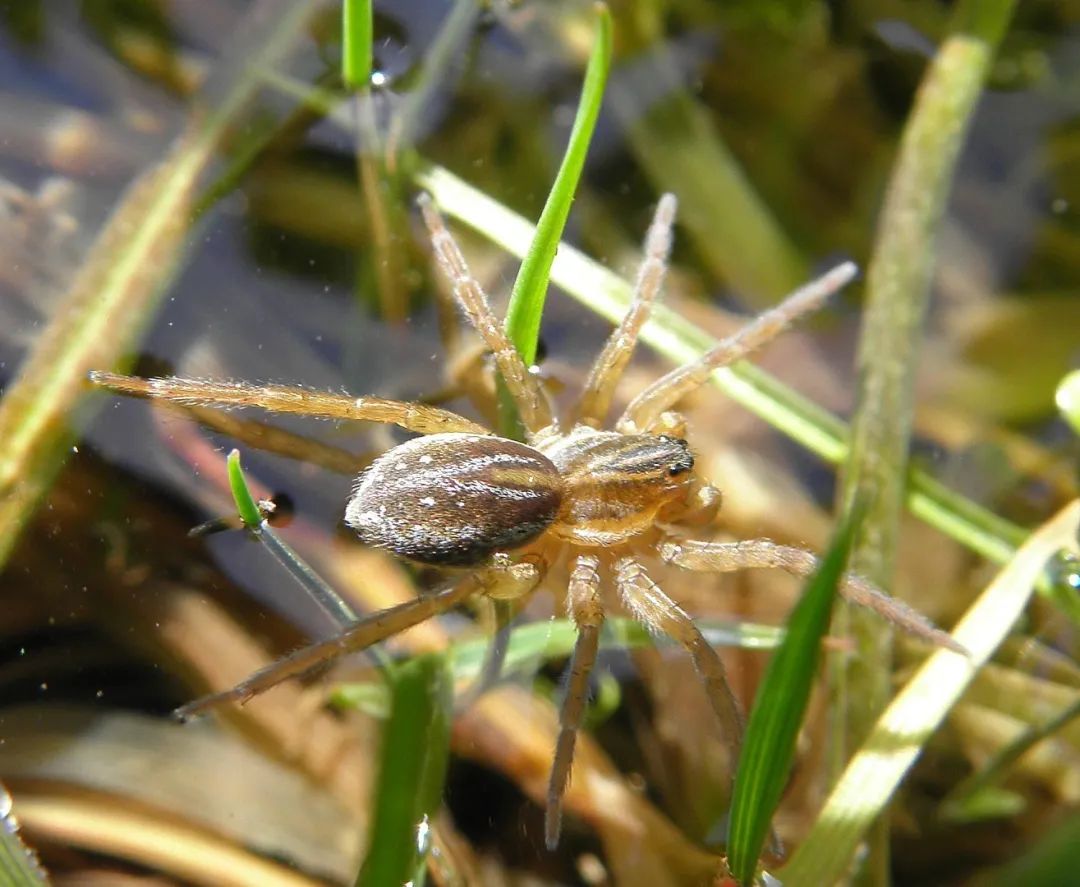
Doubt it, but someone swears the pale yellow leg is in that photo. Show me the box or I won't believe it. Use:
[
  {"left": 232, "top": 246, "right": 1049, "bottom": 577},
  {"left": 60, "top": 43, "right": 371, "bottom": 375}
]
[
  {"left": 659, "top": 537, "right": 963, "bottom": 652},
  {"left": 618, "top": 262, "right": 858, "bottom": 433},
  {"left": 546, "top": 554, "right": 604, "bottom": 849}
]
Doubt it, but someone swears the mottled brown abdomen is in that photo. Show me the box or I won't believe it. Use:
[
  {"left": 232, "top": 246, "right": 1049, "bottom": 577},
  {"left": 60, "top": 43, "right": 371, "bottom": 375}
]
[{"left": 344, "top": 433, "right": 563, "bottom": 566}]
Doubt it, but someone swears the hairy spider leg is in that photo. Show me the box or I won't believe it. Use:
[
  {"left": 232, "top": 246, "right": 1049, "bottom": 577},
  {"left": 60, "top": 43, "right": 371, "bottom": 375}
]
[
  {"left": 574, "top": 193, "right": 678, "bottom": 427},
  {"left": 659, "top": 537, "right": 965, "bottom": 653},
  {"left": 174, "top": 577, "right": 479, "bottom": 721},
  {"left": 617, "top": 262, "right": 859, "bottom": 434},
  {"left": 183, "top": 403, "right": 370, "bottom": 475},
  {"left": 418, "top": 194, "right": 556, "bottom": 437},
  {"left": 454, "top": 598, "right": 516, "bottom": 713},
  {"left": 614, "top": 555, "right": 746, "bottom": 754},
  {"left": 546, "top": 553, "right": 604, "bottom": 850},
  {"left": 88, "top": 372, "right": 489, "bottom": 437},
  {"left": 174, "top": 557, "right": 543, "bottom": 721}
]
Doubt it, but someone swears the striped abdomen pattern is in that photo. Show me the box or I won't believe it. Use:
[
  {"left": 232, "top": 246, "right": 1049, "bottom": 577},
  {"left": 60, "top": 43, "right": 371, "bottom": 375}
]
[{"left": 344, "top": 433, "right": 563, "bottom": 566}]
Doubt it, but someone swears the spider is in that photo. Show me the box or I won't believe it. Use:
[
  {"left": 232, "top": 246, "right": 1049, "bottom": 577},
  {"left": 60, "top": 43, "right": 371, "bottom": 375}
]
[{"left": 89, "top": 192, "right": 955, "bottom": 850}]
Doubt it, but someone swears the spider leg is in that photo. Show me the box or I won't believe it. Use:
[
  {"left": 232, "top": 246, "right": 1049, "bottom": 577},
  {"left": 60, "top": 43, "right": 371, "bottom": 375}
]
[
  {"left": 661, "top": 479, "right": 723, "bottom": 527},
  {"left": 458, "top": 555, "right": 547, "bottom": 708},
  {"left": 184, "top": 403, "right": 371, "bottom": 474},
  {"left": 457, "top": 598, "right": 515, "bottom": 710},
  {"left": 659, "top": 537, "right": 965, "bottom": 653},
  {"left": 175, "top": 555, "right": 545, "bottom": 722},
  {"left": 417, "top": 194, "right": 556, "bottom": 437},
  {"left": 617, "top": 262, "right": 858, "bottom": 434},
  {"left": 614, "top": 556, "right": 745, "bottom": 763},
  {"left": 574, "top": 194, "right": 677, "bottom": 426},
  {"left": 547, "top": 554, "right": 603, "bottom": 850},
  {"left": 173, "top": 574, "right": 483, "bottom": 721},
  {"left": 88, "top": 372, "right": 489, "bottom": 436}
]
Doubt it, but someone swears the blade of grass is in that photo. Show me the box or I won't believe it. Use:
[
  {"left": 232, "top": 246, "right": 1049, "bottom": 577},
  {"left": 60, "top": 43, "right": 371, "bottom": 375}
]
[
  {"left": 356, "top": 653, "right": 452, "bottom": 887},
  {"left": 345, "top": 0, "right": 411, "bottom": 324},
  {"left": 834, "top": 5, "right": 1018, "bottom": 875},
  {"left": 833, "top": 0, "right": 1019, "bottom": 851},
  {"left": 727, "top": 506, "right": 860, "bottom": 885},
  {"left": 226, "top": 450, "right": 358, "bottom": 629},
  {"left": 225, "top": 452, "right": 392, "bottom": 676},
  {"left": 226, "top": 449, "right": 264, "bottom": 530},
  {"left": 611, "top": 51, "right": 807, "bottom": 308},
  {"left": 342, "top": 0, "right": 373, "bottom": 90},
  {"left": 496, "top": 2, "right": 612, "bottom": 438},
  {"left": 0, "top": 783, "right": 48, "bottom": 887},
  {"left": 502, "top": 2, "right": 611, "bottom": 366},
  {"left": 940, "top": 693, "right": 1080, "bottom": 820},
  {"left": 1055, "top": 369, "right": 1080, "bottom": 437},
  {"left": 331, "top": 615, "right": 785, "bottom": 712},
  {"left": 778, "top": 498, "right": 1080, "bottom": 886},
  {"left": 0, "top": 0, "right": 309, "bottom": 571}
]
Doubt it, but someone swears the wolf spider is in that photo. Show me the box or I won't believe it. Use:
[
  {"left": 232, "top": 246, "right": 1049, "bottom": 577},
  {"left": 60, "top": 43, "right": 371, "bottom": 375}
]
[{"left": 90, "top": 192, "right": 955, "bottom": 849}]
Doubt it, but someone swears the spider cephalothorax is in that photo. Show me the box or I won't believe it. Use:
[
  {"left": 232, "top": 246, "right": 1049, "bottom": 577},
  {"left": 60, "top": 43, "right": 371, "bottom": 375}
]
[{"left": 89, "top": 192, "right": 955, "bottom": 849}]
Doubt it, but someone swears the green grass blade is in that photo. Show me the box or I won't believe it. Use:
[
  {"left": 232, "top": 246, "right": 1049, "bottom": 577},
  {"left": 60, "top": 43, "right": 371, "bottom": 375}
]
[
  {"left": 225, "top": 450, "right": 393, "bottom": 667},
  {"left": 331, "top": 616, "right": 784, "bottom": 713},
  {"left": 778, "top": 499, "right": 1080, "bottom": 886},
  {"left": 225, "top": 449, "right": 263, "bottom": 529},
  {"left": 502, "top": 3, "right": 612, "bottom": 366},
  {"left": 0, "top": 783, "right": 48, "bottom": 887},
  {"left": 1055, "top": 369, "right": 1080, "bottom": 436},
  {"left": 342, "top": 0, "right": 373, "bottom": 90},
  {"left": 834, "top": 6, "right": 1020, "bottom": 871},
  {"left": 940, "top": 693, "right": 1080, "bottom": 820},
  {"left": 356, "top": 653, "right": 453, "bottom": 887},
  {"left": 727, "top": 507, "right": 860, "bottom": 885},
  {"left": 449, "top": 615, "right": 783, "bottom": 681},
  {"left": 0, "top": 0, "right": 309, "bottom": 572},
  {"left": 497, "top": 3, "right": 611, "bottom": 437}
]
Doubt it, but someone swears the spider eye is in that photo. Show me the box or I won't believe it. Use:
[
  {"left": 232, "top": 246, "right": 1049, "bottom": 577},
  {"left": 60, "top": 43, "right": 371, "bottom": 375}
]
[
  {"left": 656, "top": 436, "right": 694, "bottom": 477},
  {"left": 667, "top": 453, "right": 694, "bottom": 476}
]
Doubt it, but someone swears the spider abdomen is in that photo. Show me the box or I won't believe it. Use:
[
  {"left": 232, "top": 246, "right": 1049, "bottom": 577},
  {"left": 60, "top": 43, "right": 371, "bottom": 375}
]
[{"left": 344, "top": 433, "right": 563, "bottom": 566}]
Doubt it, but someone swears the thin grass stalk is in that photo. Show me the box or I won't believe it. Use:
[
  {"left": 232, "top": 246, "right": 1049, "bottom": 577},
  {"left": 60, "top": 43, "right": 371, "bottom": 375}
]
[
  {"left": 727, "top": 507, "right": 859, "bottom": 884},
  {"left": 0, "top": 0, "right": 309, "bottom": 570},
  {"left": 502, "top": 2, "right": 612, "bottom": 367},
  {"left": 1055, "top": 369, "right": 1080, "bottom": 436},
  {"left": 780, "top": 499, "right": 1079, "bottom": 886},
  {"left": 225, "top": 450, "right": 364, "bottom": 631},
  {"left": 611, "top": 59, "right": 806, "bottom": 307},
  {"left": 0, "top": 782, "right": 48, "bottom": 887},
  {"left": 355, "top": 654, "right": 453, "bottom": 887},
  {"left": 496, "top": 2, "right": 612, "bottom": 438},
  {"left": 342, "top": 0, "right": 373, "bottom": 90},
  {"left": 343, "top": 0, "right": 411, "bottom": 324},
  {"left": 940, "top": 693, "right": 1080, "bottom": 818},
  {"left": 832, "top": 2, "right": 1018, "bottom": 879}
]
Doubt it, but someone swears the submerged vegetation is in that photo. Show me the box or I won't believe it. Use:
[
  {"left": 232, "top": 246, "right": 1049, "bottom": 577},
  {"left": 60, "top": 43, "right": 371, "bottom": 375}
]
[{"left": 0, "top": 1, "right": 1078, "bottom": 885}]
